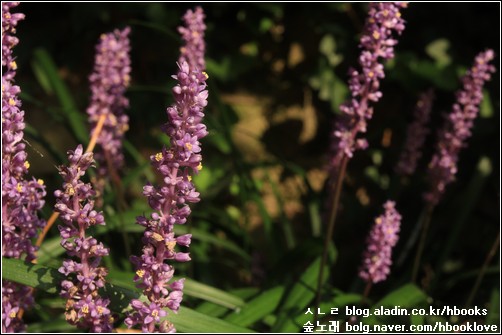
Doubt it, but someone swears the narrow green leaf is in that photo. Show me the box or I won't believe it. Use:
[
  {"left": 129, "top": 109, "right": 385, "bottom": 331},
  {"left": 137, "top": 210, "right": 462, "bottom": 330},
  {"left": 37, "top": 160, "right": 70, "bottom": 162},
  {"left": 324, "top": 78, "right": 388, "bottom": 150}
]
[
  {"left": 164, "top": 306, "right": 255, "bottom": 333},
  {"left": 33, "top": 48, "right": 88, "bottom": 144},
  {"left": 3, "top": 257, "right": 61, "bottom": 294},
  {"left": 3, "top": 257, "right": 138, "bottom": 313},
  {"left": 273, "top": 250, "right": 336, "bottom": 332},
  {"left": 107, "top": 270, "right": 245, "bottom": 310},
  {"left": 36, "top": 235, "right": 64, "bottom": 265},
  {"left": 486, "top": 288, "right": 499, "bottom": 326},
  {"left": 183, "top": 279, "right": 245, "bottom": 310},
  {"left": 225, "top": 285, "right": 285, "bottom": 327},
  {"left": 196, "top": 287, "right": 259, "bottom": 317}
]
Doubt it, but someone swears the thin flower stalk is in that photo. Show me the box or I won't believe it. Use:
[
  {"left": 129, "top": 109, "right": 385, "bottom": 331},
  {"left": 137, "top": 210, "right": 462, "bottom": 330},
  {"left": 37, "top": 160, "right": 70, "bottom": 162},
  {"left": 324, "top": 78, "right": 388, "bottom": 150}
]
[
  {"left": 2, "top": 2, "right": 46, "bottom": 332},
  {"left": 413, "top": 49, "right": 496, "bottom": 282},
  {"left": 315, "top": 2, "right": 407, "bottom": 321},
  {"left": 328, "top": 2, "right": 408, "bottom": 174}
]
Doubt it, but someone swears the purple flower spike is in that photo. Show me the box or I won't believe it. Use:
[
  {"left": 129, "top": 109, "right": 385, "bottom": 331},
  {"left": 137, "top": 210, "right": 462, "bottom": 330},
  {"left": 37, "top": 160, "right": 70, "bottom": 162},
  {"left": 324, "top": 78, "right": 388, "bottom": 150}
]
[
  {"left": 359, "top": 201, "right": 402, "bottom": 284},
  {"left": 424, "top": 50, "right": 496, "bottom": 206},
  {"left": 125, "top": 60, "right": 208, "bottom": 332},
  {"left": 86, "top": 27, "right": 131, "bottom": 198},
  {"left": 178, "top": 6, "right": 206, "bottom": 71},
  {"left": 2, "top": 3, "right": 46, "bottom": 332},
  {"left": 395, "top": 89, "right": 434, "bottom": 176},
  {"left": 54, "top": 145, "right": 113, "bottom": 332},
  {"left": 329, "top": 2, "right": 407, "bottom": 174}
]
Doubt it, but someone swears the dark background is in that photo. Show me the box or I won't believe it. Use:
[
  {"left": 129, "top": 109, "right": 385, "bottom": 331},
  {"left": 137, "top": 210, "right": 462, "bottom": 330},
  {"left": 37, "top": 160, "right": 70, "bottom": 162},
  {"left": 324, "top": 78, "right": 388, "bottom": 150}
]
[{"left": 10, "top": 2, "right": 500, "bottom": 329}]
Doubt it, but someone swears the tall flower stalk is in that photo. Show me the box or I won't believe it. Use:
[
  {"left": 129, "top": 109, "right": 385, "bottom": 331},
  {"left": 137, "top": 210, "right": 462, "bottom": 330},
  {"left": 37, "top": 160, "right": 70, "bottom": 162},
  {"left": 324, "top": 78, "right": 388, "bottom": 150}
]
[
  {"left": 2, "top": 2, "right": 46, "bottom": 332},
  {"left": 125, "top": 8, "right": 208, "bottom": 332},
  {"left": 412, "top": 49, "right": 495, "bottom": 282},
  {"left": 359, "top": 201, "right": 401, "bottom": 297},
  {"left": 54, "top": 145, "right": 113, "bottom": 332},
  {"left": 86, "top": 27, "right": 131, "bottom": 201},
  {"left": 125, "top": 61, "right": 208, "bottom": 333},
  {"left": 315, "top": 2, "right": 407, "bottom": 319},
  {"left": 395, "top": 89, "right": 434, "bottom": 176}
]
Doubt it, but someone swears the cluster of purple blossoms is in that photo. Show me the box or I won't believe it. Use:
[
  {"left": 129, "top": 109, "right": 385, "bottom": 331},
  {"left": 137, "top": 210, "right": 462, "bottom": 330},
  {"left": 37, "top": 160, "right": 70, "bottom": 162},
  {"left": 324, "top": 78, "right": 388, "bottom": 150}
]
[
  {"left": 54, "top": 145, "right": 113, "bottom": 332},
  {"left": 359, "top": 201, "right": 402, "bottom": 284},
  {"left": 125, "top": 8, "right": 208, "bottom": 332},
  {"left": 2, "top": 2, "right": 46, "bottom": 332},
  {"left": 424, "top": 50, "right": 495, "bottom": 206},
  {"left": 329, "top": 2, "right": 407, "bottom": 173},
  {"left": 178, "top": 6, "right": 206, "bottom": 71},
  {"left": 395, "top": 89, "right": 434, "bottom": 176},
  {"left": 86, "top": 27, "right": 131, "bottom": 197},
  {"left": 125, "top": 63, "right": 208, "bottom": 333}
]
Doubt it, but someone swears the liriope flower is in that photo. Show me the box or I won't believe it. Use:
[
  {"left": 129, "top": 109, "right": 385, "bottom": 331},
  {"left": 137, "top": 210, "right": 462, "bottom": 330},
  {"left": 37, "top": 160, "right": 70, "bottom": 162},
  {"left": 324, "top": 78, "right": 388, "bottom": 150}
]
[
  {"left": 424, "top": 50, "right": 495, "bottom": 206},
  {"left": 125, "top": 62, "right": 208, "bottom": 333},
  {"left": 125, "top": 8, "right": 207, "bottom": 331},
  {"left": 86, "top": 27, "right": 131, "bottom": 199},
  {"left": 329, "top": 2, "right": 407, "bottom": 174},
  {"left": 2, "top": 2, "right": 46, "bottom": 332},
  {"left": 178, "top": 6, "right": 206, "bottom": 71},
  {"left": 395, "top": 89, "right": 434, "bottom": 176},
  {"left": 54, "top": 145, "right": 113, "bottom": 332},
  {"left": 359, "top": 201, "right": 402, "bottom": 283}
]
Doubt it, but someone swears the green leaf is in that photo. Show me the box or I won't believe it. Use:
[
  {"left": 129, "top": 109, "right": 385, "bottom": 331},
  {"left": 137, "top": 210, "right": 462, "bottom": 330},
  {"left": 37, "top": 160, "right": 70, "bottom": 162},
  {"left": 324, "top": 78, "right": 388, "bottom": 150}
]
[
  {"left": 32, "top": 48, "right": 88, "bottom": 144},
  {"left": 107, "top": 270, "right": 245, "bottom": 310},
  {"left": 486, "top": 288, "right": 500, "bottom": 326},
  {"left": 374, "top": 284, "right": 427, "bottom": 308},
  {"left": 3, "top": 258, "right": 253, "bottom": 333},
  {"left": 364, "top": 284, "right": 428, "bottom": 325},
  {"left": 273, "top": 250, "right": 336, "bottom": 332},
  {"left": 3, "top": 257, "right": 61, "bottom": 294},
  {"left": 225, "top": 285, "right": 285, "bottom": 327},
  {"left": 36, "top": 235, "right": 64, "bottom": 265},
  {"left": 197, "top": 288, "right": 259, "bottom": 318},
  {"left": 3, "top": 257, "right": 137, "bottom": 313},
  {"left": 164, "top": 306, "right": 255, "bottom": 333},
  {"left": 183, "top": 278, "right": 245, "bottom": 310}
]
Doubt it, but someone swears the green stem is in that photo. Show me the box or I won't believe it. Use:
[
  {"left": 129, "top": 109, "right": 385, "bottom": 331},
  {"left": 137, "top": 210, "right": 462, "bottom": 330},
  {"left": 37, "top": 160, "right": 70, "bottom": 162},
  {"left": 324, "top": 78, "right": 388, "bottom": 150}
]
[
  {"left": 411, "top": 204, "right": 434, "bottom": 283},
  {"left": 465, "top": 232, "right": 500, "bottom": 307},
  {"left": 314, "top": 155, "right": 349, "bottom": 323}
]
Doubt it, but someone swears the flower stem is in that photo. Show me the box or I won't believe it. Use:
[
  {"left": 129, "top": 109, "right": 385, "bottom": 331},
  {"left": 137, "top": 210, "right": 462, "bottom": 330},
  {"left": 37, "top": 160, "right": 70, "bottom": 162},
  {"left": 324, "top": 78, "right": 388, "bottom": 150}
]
[
  {"left": 86, "top": 114, "right": 107, "bottom": 154},
  {"left": 411, "top": 204, "right": 434, "bottom": 283},
  {"left": 34, "top": 114, "right": 107, "bottom": 252},
  {"left": 362, "top": 281, "right": 373, "bottom": 304},
  {"left": 314, "top": 154, "right": 349, "bottom": 323},
  {"left": 465, "top": 232, "right": 500, "bottom": 307}
]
